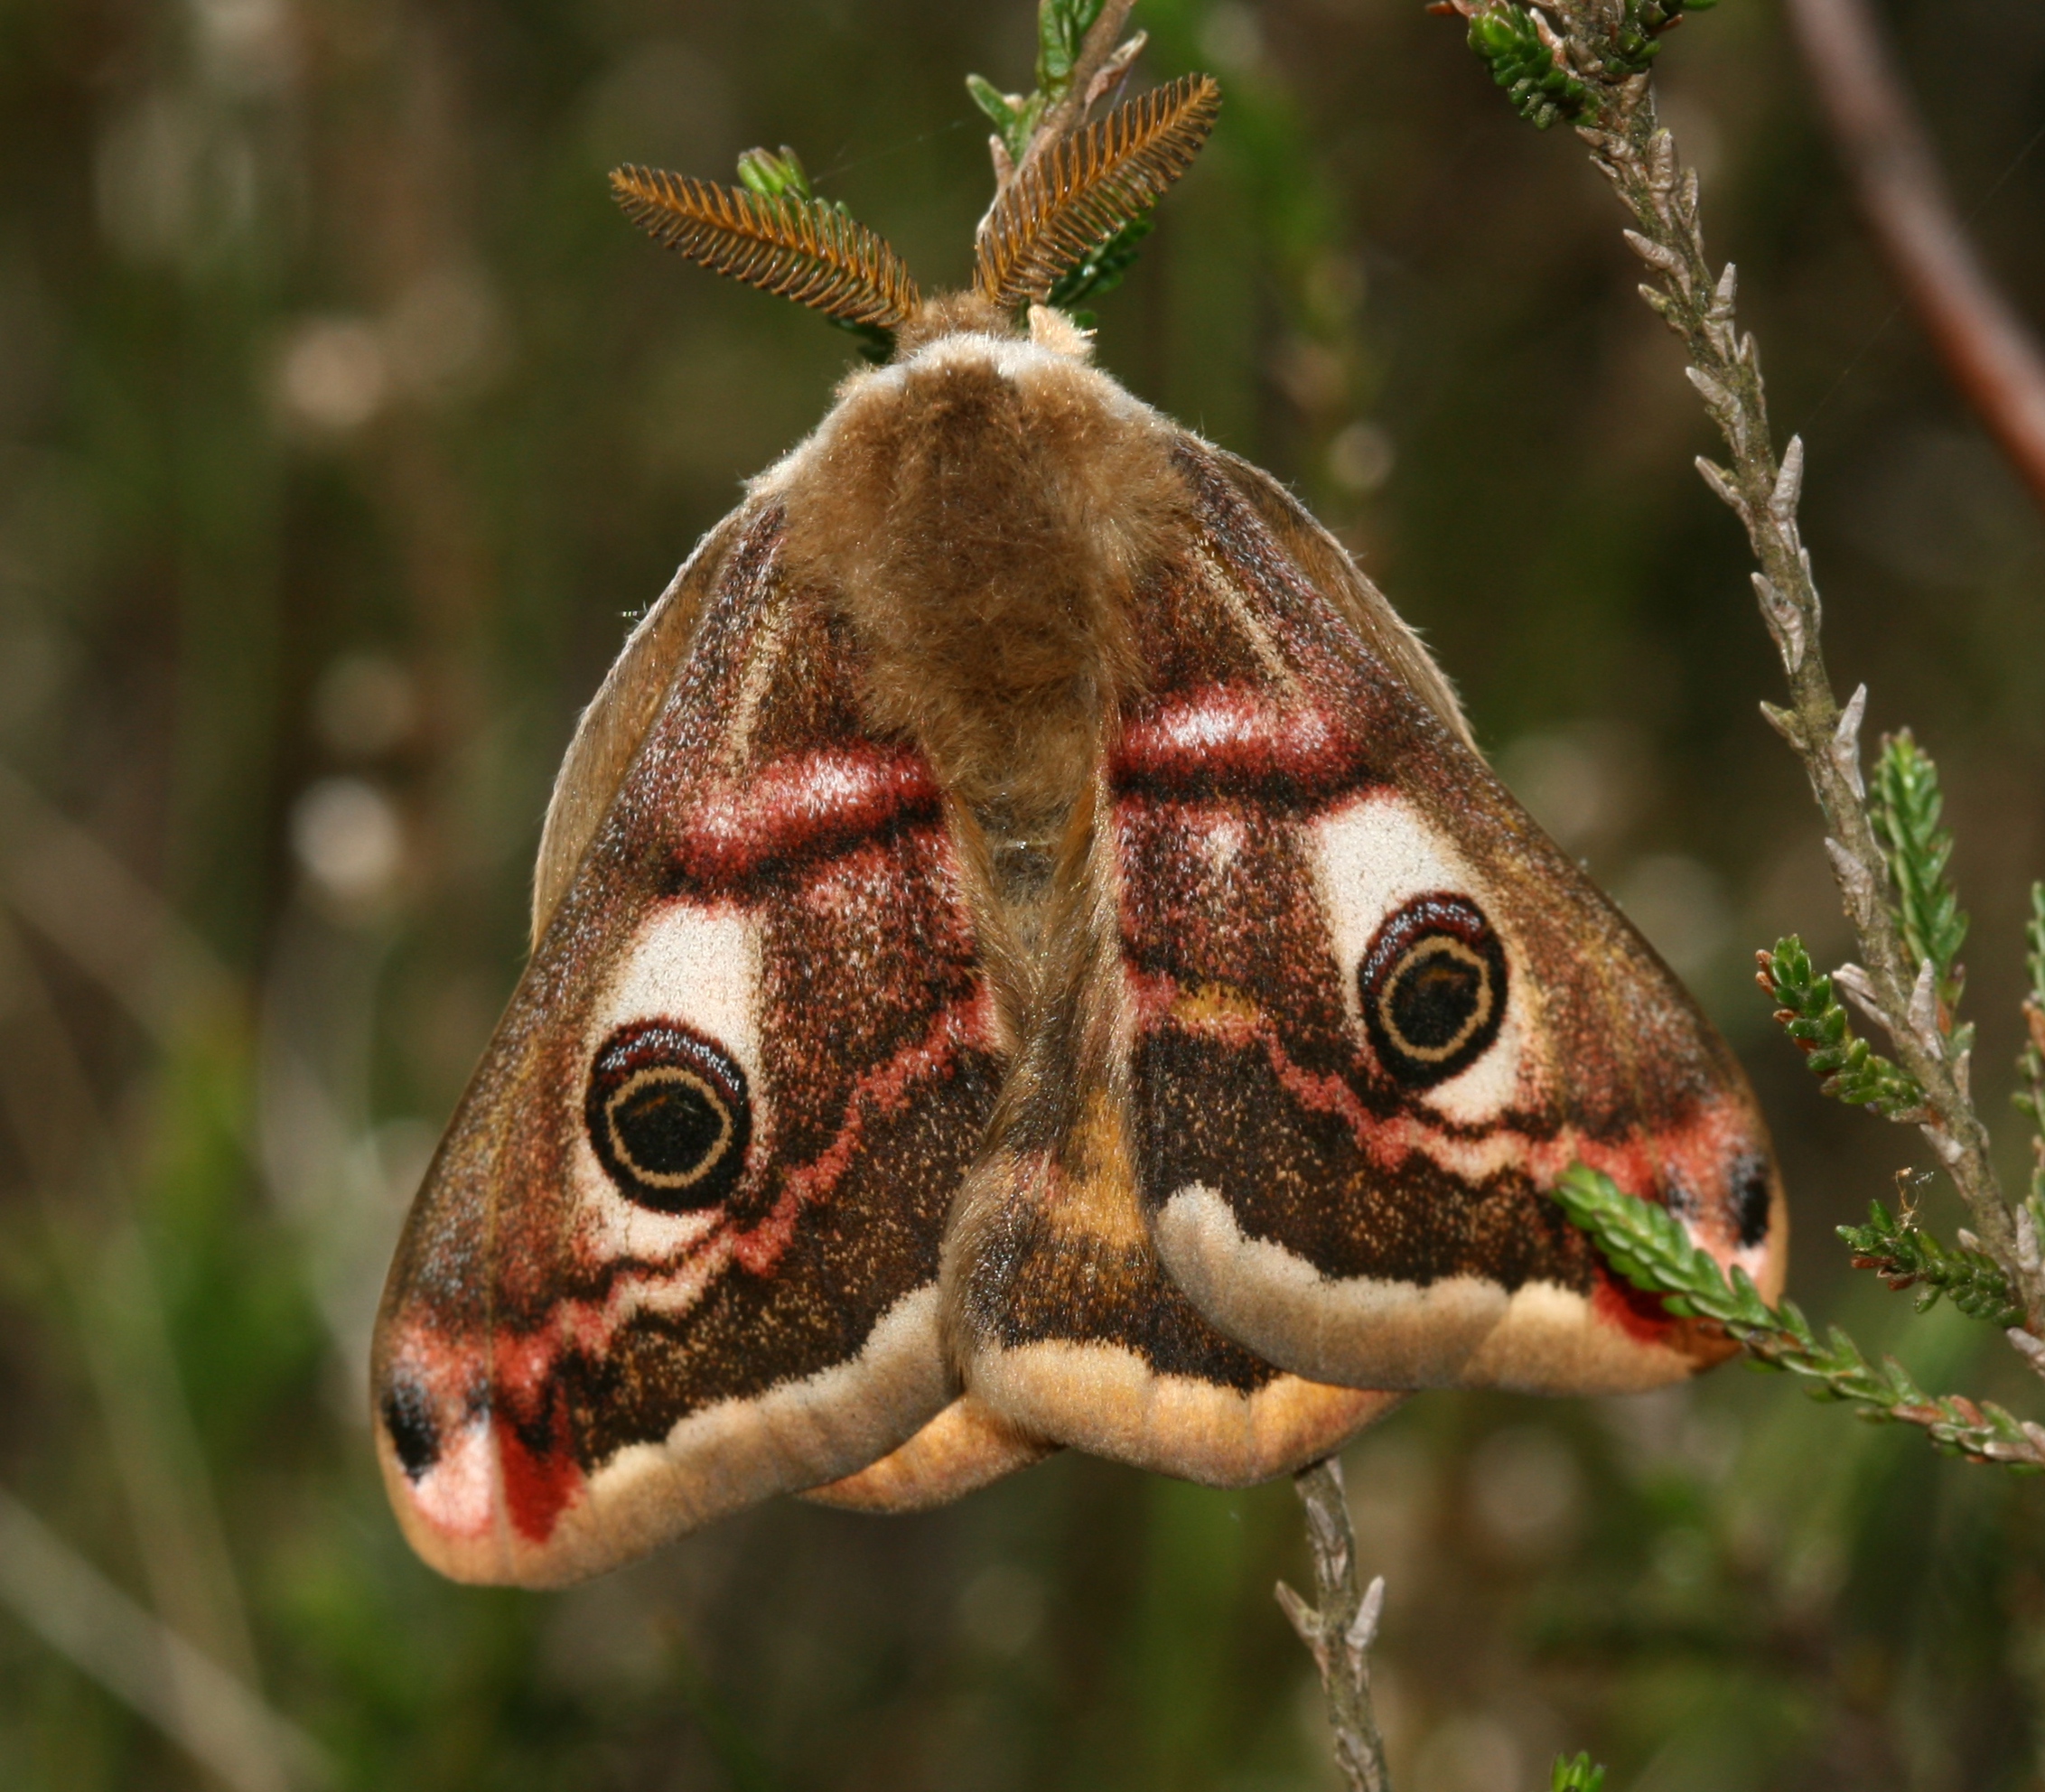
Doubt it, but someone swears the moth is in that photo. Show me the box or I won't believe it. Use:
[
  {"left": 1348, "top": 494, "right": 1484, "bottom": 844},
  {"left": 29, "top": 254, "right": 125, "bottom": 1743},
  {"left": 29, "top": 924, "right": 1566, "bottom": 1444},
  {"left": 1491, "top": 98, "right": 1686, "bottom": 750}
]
[{"left": 372, "top": 66, "right": 1785, "bottom": 1587}]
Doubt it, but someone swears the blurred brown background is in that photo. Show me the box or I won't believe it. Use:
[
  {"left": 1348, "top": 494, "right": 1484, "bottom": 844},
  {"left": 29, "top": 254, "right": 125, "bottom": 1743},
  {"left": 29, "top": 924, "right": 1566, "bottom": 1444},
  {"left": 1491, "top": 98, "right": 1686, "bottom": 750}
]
[{"left": 2, "top": 1, "right": 2043, "bottom": 1787}]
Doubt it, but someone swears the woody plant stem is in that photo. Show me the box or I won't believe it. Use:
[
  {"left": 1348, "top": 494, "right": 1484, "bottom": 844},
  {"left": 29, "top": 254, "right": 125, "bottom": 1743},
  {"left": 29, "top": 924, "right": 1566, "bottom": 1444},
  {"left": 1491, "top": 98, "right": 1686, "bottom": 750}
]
[
  {"left": 1276, "top": 1460, "right": 1390, "bottom": 1792},
  {"left": 1505, "top": 0, "right": 2037, "bottom": 1324}
]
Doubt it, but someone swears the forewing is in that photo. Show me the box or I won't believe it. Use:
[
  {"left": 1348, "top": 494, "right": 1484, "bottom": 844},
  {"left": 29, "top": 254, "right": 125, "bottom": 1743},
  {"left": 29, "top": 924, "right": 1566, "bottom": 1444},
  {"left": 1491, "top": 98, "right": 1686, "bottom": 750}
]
[
  {"left": 530, "top": 508, "right": 749, "bottom": 943},
  {"left": 1124, "top": 441, "right": 1785, "bottom": 1395},
  {"left": 373, "top": 508, "right": 1004, "bottom": 1585}
]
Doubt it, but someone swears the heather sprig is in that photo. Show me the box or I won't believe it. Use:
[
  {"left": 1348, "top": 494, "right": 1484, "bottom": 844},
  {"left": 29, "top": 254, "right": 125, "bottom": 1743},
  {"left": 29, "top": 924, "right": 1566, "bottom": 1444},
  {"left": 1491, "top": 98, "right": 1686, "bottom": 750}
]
[
  {"left": 1551, "top": 1753, "right": 1607, "bottom": 1792},
  {"left": 1553, "top": 1167, "right": 2045, "bottom": 1469},
  {"left": 2019, "top": 882, "right": 2045, "bottom": 1212},
  {"left": 1837, "top": 1198, "right": 2023, "bottom": 1327},
  {"left": 1757, "top": 937, "right": 1926, "bottom": 1118},
  {"left": 1870, "top": 729, "right": 1971, "bottom": 1043}
]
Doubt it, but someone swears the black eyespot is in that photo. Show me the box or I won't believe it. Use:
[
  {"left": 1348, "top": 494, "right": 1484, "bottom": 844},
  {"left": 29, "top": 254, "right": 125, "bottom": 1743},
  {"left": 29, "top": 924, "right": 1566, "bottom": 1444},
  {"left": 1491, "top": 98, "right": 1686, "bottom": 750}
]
[
  {"left": 381, "top": 1378, "right": 440, "bottom": 1481},
  {"left": 1358, "top": 893, "right": 1508, "bottom": 1089},
  {"left": 1732, "top": 1153, "right": 1774, "bottom": 1248},
  {"left": 584, "top": 1021, "right": 751, "bottom": 1212}
]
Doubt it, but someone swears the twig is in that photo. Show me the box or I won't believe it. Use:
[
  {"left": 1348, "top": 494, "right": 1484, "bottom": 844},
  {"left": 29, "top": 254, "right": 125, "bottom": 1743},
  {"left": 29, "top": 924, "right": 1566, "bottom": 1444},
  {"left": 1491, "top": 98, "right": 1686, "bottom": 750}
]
[
  {"left": 1275, "top": 1459, "right": 1391, "bottom": 1792},
  {"left": 1017, "top": 0, "right": 1140, "bottom": 181},
  {"left": 1556, "top": 1164, "right": 2045, "bottom": 1469},
  {"left": 1784, "top": 0, "right": 2045, "bottom": 514},
  {"left": 1504, "top": 1, "right": 2033, "bottom": 1317},
  {"left": 980, "top": 0, "right": 1145, "bottom": 200}
]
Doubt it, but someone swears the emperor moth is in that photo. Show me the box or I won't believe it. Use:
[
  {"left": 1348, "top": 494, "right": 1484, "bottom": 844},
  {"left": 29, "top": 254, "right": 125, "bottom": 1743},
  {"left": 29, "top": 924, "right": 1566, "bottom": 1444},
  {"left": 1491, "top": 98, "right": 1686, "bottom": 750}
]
[{"left": 371, "top": 61, "right": 1785, "bottom": 1588}]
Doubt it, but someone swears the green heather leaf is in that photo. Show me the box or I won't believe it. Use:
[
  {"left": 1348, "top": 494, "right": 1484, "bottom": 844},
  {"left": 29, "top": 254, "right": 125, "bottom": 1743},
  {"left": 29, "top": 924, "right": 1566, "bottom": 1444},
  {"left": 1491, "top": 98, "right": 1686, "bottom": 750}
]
[
  {"left": 1870, "top": 731, "right": 1969, "bottom": 1022},
  {"left": 968, "top": 74, "right": 1021, "bottom": 137},
  {"left": 1552, "top": 1752, "right": 1607, "bottom": 1792},
  {"left": 735, "top": 145, "right": 813, "bottom": 202},
  {"left": 1760, "top": 936, "right": 1925, "bottom": 1116},
  {"left": 1037, "top": 0, "right": 1107, "bottom": 100},
  {"left": 967, "top": 74, "right": 1046, "bottom": 165}
]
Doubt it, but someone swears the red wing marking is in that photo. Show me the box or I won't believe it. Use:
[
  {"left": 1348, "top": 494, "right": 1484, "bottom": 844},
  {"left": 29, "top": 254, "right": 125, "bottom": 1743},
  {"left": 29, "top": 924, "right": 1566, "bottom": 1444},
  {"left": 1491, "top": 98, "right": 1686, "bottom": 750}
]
[
  {"left": 731, "top": 982, "right": 999, "bottom": 1276},
  {"left": 674, "top": 748, "right": 941, "bottom": 883},
  {"left": 494, "top": 1374, "right": 582, "bottom": 1545},
  {"left": 1109, "top": 686, "right": 1371, "bottom": 800}
]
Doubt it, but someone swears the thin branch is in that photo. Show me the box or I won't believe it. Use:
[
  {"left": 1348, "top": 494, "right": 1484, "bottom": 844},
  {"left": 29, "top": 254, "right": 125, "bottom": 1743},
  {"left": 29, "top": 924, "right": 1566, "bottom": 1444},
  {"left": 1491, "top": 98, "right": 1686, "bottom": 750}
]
[
  {"left": 1275, "top": 1460, "right": 1391, "bottom": 1792},
  {"left": 1785, "top": 0, "right": 2045, "bottom": 514}
]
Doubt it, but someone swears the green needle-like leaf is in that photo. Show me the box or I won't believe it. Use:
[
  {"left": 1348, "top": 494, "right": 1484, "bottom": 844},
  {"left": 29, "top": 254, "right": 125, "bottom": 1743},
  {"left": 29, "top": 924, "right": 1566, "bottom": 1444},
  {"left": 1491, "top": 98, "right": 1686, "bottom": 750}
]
[
  {"left": 1758, "top": 936, "right": 1925, "bottom": 1117},
  {"left": 1551, "top": 1753, "right": 1607, "bottom": 1792},
  {"left": 1871, "top": 730, "right": 1969, "bottom": 1032},
  {"left": 1038, "top": 0, "right": 1108, "bottom": 100}
]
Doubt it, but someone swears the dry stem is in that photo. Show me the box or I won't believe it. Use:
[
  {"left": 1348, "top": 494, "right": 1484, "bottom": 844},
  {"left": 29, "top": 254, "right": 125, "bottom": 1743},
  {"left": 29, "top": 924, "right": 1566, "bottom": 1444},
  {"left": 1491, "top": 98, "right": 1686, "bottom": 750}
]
[
  {"left": 1536, "top": 5, "right": 2034, "bottom": 1321},
  {"left": 1276, "top": 1459, "right": 1390, "bottom": 1792}
]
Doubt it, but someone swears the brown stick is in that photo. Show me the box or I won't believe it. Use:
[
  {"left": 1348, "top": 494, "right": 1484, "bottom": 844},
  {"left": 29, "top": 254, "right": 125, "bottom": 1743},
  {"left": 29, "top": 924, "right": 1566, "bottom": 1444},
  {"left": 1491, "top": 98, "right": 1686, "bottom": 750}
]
[
  {"left": 1786, "top": 0, "right": 2045, "bottom": 513},
  {"left": 1275, "top": 1459, "right": 1391, "bottom": 1792}
]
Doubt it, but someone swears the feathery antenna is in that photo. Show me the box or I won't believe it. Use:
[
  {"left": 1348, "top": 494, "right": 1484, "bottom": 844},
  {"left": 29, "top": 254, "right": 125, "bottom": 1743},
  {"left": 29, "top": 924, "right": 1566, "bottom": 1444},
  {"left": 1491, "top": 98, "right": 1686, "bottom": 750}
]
[
  {"left": 974, "top": 73, "right": 1220, "bottom": 312},
  {"left": 610, "top": 167, "right": 920, "bottom": 329}
]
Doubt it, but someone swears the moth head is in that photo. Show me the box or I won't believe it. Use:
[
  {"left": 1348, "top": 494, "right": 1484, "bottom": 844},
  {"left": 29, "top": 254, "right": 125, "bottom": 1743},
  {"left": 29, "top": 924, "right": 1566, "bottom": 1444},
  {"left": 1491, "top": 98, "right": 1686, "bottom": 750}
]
[{"left": 607, "top": 73, "right": 1220, "bottom": 361}]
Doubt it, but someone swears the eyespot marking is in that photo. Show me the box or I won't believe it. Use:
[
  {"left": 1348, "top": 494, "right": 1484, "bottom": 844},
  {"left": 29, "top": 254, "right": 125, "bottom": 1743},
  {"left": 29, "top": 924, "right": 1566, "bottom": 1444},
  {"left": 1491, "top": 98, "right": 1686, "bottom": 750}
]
[
  {"left": 1732, "top": 1153, "right": 1773, "bottom": 1248},
  {"left": 1358, "top": 893, "right": 1508, "bottom": 1089},
  {"left": 585, "top": 1021, "right": 752, "bottom": 1211},
  {"left": 382, "top": 1377, "right": 442, "bottom": 1481}
]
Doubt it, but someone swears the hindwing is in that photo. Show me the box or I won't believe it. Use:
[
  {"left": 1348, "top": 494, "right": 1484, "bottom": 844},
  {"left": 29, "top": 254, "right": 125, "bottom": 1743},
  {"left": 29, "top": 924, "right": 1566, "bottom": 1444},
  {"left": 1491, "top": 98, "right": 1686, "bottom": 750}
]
[{"left": 942, "top": 775, "right": 1399, "bottom": 1486}]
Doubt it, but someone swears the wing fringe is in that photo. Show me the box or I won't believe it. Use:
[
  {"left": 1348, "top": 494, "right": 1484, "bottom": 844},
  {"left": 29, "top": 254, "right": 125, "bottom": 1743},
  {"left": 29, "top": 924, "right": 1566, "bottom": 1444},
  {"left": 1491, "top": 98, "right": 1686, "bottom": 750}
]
[
  {"left": 610, "top": 168, "right": 921, "bottom": 328},
  {"left": 974, "top": 75, "right": 1221, "bottom": 312}
]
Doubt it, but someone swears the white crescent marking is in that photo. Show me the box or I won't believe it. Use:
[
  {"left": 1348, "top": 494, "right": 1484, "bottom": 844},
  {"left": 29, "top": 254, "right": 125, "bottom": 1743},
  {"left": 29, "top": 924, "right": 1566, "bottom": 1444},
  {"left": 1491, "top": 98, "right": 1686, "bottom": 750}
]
[{"left": 1304, "top": 789, "right": 1536, "bottom": 1125}]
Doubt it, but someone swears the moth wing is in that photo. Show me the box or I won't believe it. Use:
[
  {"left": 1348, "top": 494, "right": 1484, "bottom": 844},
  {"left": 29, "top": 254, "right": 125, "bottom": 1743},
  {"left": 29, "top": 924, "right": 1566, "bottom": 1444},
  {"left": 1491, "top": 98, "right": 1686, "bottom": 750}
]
[
  {"left": 373, "top": 506, "right": 1005, "bottom": 1586},
  {"left": 943, "top": 789, "right": 1401, "bottom": 1488},
  {"left": 1206, "top": 448, "right": 1473, "bottom": 750},
  {"left": 531, "top": 508, "right": 751, "bottom": 943},
  {"left": 798, "top": 1395, "right": 1056, "bottom": 1514},
  {"left": 1120, "top": 440, "right": 1785, "bottom": 1395}
]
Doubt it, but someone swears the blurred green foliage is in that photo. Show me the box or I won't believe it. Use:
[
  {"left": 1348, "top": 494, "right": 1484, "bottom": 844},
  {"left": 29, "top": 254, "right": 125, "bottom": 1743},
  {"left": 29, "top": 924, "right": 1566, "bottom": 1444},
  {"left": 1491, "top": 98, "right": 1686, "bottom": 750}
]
[{"left": 1, "top": 1, "right": 2044, "bottom": 1788}]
